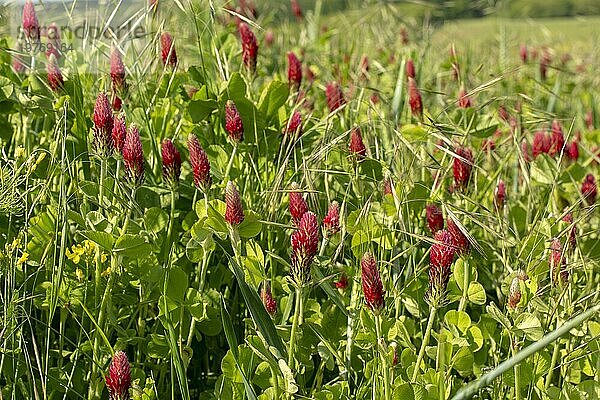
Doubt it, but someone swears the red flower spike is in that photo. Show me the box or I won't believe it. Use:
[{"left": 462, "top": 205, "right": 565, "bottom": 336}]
[
  {"left": 452, "top": 147, "right": 473, "bottom": 191},
  {"left": 323, "top": 201, "right": 340, "bottom": 237},
  {"left": 45, "top": 23, "right": 61, "bottom": 59},
  {"left": 123, "top": 125, "right": 145, "bottom": 186},
  {"left": 93, "top": 92, "right": 115, "bottom": 157},
  {"left": 160, "top": 32, "right": 177, "bottom": 67},
  {"left": 22, "top": 0, "right": 39, "bottom": 40},
  {"left": 361, "top": 252, "right": 385, "bottom": 313},
  {"left": 112, "top": 115, "right": 127, "bottom": 154},
  {"left": 238, "top": 22, "right": 258, "bottom": 72},
  {"left": 260, "top": 283, "right": 277, "bottom": 317},
  {"left": 47, "top": 54, "right": 64, "bottom": 92},
  {"left": 408, "top": 77, "right": 423, "bottom": 119},
  {"left": 335, "top": 273, "right": 348, "bottom": 290},
  {"left": 532, "top": 131, "right": 549, "bottom": 158},
  {"left": 325, "top": 82, "right": 346, "bottom": 112},
  {"left": 458, "top": 89, "right": 472, "bottom": 108},
  {"left": 540, "top": 50, "right": 551, "bottom": 81},
  {"left": 161, "top": 139, "right": 181, "bottom": 186},
  {"left": 289, "top": 182, "right": 309, "bottom": 226},
  {"left": 225, "top": 181, "right": 245, "bottom": 226},
  {"left": 406, "top": 59, "right": 416, "bottom": 79},
  {"left": 426, "top": 204, "right": 444, "bottom": 234},
  {"left": 349, "top": 126, "right": 366, "bottom": 159},
  {"left": 383, "top": 176, "right": 393, "bottom": 196},
  {"left": 494, "top": 180, "right": 506, "bottom": 210},
  {"left": 549, "top": 120, "right": 565, "bottom": 157},
  {"left": 188, "top": 134, "right": 212, "bottom": 192},
  {"left": 283, "top": 111, "right": 302, "bottom": 136},
  {"left": 428, "top": 229, "right": 455, "bottom": 303},
  {"left": 565, "top": 141, "right": 579, "bottom": 161},
  {"left": 290, "top": 211, "right": 319, "bottom": 285},
  {"left": 549, "top": 238, "right": 568, "bottom": 286},
  {"left": 287, "top": 51, "right": 302, "bottom": 90},
  {"left": 110, "top": 48, "right": 127, "bottom": 94},
  {"left": 225, "top": 100, "right": 244, "bottom": 142},
  {"left": 581, "top": 174, "right": 597, "bottom": 205},
  {"left": 447, "top": 218, "right": 470, "bottom": 256},
  {"left": 105, "top": 351, "right": 131, "bottom": 400},
  {"left": 519, "top": 44, "right": 528, "bottom": 63},
  {"left": 291, "top": 0, "right": 303, "bottom": 20}
]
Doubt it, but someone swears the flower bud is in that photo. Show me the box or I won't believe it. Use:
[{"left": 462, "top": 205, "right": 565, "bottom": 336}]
[
  {"left": 47, "top": 54, "right": 64, "bottom": 92},
  {"left": 123, "top": 125, "right": 145, "bottom": 186},
  {"left": 238, "top": 22, "right": 258, "bottom": 72},
  {"left": 93, "top": 92, "right": 114, "bottom": 157},
  {"left": 161, "top": 139, "right": 182, "bottom": 186},
  {"left": 349, "top": 126, "right": 366, "bottom": 159},
  {"left": 260, "top": 283, "right": 277, "bottom": 316},
  {"left": 325, "top": 82, "right": 346, "bottom": 112},
  {"left": 105, "top": 351, "right": 131, "bottom": 400},
  {"left": 519, "top": 44, "right": 528, "bottom": 63},
  {"left": 289, "top": 182, "right": 309, "bottom": 226},
  {"left": 287, "top": 51, "right": 302, "bottom": 90},
  {"left": 426, "top": 204, "right": 444, "bottom": 234},
  {"left": 361, "top": 252, "right": 385, "bottom": 313},
  {"left": 110, "top": 48, "right": 127, "bottom": 94},
  {"left": 45, "top": 23, "right": 62, "bottom": 59},
  {"left": 458, "top": 88, "right": 472, "bottom": 108},
  {"left": 452, "top": 147, "right": 473, "bottom": 191},
  {"left": 225, "top": 181, "right": 245, "bottom": 226},
  {"left": 290, "top": 211, "right": 319, "bottom": 285},
  {"left": 22, "top": 0, "right": 39, "bottom": 41},
  {"left": 225, "top": 100, "right": 244, "bottom": 142},
  {"left": 581, "top": 174, "right": 597, "bottom": 205},
  {"left": 427, "top": 230, "right": 455, "bottom": 305},
  {"left": 408, "top": 77, "right": 423, "bottom": 119},
  {"left": 494, "top": 179, "right": 506, "bottom": 210},
  {"left": 291, "top": 0, "right": 303, "bottom": 20},
  {"left": 323, "top": 201, "right": 340, "bottom": 237},
  {"left": 283, "top": 111, "right": 302, "bottom": 136},
  {"left": 406, "top": 59, "right": 416, "bottom": 79},
  {"left": 160, "top": 32, "right": 177, "bottom": 67},
  {"left": 188, "top": 134, "right": 212, "bottom": 191}
]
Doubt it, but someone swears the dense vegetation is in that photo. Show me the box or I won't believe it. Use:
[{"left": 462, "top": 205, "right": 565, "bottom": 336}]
[{"left": 1, "top": 0, "right": 600, "bottom": 399}]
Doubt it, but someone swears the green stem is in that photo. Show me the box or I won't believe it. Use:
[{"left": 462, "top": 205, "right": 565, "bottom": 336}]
[
  {"left": 511, "top": 334, "right": 521, "bottom": 400},
  {"left": 288, "top": 286, "right": 303, "bottom": 373},
  {"left": 223, "top": 143, "right": 238, "bottom": 182},
  {"left": 162, "top": 189, "right": 177, "bottom": 263},
  {"left": 545, "top": 316, "right": 561, "bottom": 389},
  {"left": 458, "top": 257, "right": 470, "bottom": 312},
  {"left": 412, "top": 306, "right": 437, "bottom": 382},
  {"left": 375, "top": 314, "right": 390, "bottom": 400},
  {"left": 270, "top": 364, "right": 280, "bottom": 400}
]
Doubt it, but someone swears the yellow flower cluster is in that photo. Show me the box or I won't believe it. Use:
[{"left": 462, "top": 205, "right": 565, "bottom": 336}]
[{"left": 66, "top": 240, "right": 107, "bottom": 265}]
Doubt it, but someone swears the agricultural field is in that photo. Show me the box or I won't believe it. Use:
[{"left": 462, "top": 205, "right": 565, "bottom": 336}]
[{"left": 1, "top": 0, "right": 600, "bottom": 399}]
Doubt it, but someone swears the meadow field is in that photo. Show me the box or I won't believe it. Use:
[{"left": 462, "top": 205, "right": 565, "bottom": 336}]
[{"left": 1, "top": 1, "right": 600, "bottom": 399}]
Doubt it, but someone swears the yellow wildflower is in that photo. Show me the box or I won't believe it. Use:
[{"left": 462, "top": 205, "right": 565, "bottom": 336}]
[{"left": 17, "top": 252, "right": 29, "bottom": 265}]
